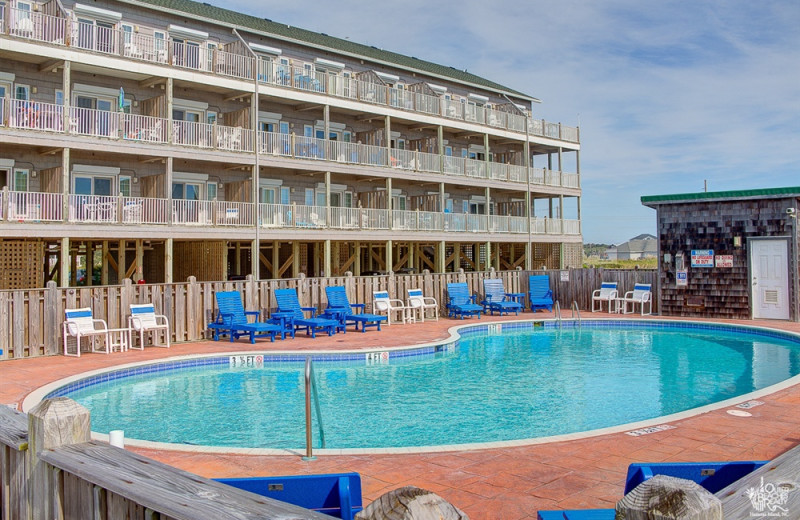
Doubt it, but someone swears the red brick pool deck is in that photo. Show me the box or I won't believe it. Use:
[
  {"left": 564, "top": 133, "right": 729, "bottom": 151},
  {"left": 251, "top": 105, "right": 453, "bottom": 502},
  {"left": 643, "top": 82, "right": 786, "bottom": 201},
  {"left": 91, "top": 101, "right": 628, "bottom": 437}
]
[{"left": 3, "top": 312, "right": 800, "bottom": 519}]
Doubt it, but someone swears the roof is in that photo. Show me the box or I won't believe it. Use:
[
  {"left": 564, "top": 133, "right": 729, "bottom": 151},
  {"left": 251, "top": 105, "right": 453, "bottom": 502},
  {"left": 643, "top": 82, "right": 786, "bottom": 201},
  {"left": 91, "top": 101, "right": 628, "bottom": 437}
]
[
  {"left": 617, "top": 237, "right": 657, "bottom": 254},
  {"left": 642, "top": 186, "right": 800, "bottom": 207},
  {"left": 126, "top": 0, "right": 536, "bottom": 102}
]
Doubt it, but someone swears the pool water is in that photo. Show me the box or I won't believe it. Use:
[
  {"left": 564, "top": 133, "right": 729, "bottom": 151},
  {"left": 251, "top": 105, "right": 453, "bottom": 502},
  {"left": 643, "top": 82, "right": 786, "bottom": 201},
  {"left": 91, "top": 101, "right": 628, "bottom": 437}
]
[{"left": 63, "top": 322, "right": 800, "bottom": 449}]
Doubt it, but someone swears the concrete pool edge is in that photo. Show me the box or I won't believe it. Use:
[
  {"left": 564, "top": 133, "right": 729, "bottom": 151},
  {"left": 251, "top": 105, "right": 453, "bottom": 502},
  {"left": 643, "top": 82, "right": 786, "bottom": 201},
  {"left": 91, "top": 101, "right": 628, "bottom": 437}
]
[{"left": 23, "top": 318, "right": 800, "bottom": 455}]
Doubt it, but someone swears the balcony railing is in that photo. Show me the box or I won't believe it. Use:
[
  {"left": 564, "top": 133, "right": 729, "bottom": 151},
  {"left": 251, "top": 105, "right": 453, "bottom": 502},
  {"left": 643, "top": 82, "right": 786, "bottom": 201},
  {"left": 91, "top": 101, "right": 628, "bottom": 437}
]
[
  {"left": 0, "top": 191, "right": 580, "bottom": 236},
  {"left": 0, "top": 11, "right": 578, "bottom": 143}
]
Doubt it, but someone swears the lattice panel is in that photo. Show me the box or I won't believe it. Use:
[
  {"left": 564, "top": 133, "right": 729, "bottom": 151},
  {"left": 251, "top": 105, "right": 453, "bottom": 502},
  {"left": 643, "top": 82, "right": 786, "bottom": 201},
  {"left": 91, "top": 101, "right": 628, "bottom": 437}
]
[
  {"left": 0, "top": 241, "right": 44, "bottom": 289},
  {"left": 174, "top": 241, "right": 226, "bottom": 282}
]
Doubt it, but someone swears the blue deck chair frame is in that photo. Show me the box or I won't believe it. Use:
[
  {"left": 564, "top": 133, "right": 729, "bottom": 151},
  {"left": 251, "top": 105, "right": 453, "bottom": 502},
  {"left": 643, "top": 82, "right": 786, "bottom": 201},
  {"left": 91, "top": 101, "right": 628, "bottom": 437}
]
[
  {"left": 482, "top": 278, "right": 523, "bottom": 316},
  {"left": 208, "top": 291, "right": 286, "bottom": 344},
  {"left": 215, "top": 472, "right": 363, "bottom": 520},
  {"left": 537, "top": 460, "right": 767, "bottom": 520},
  {"left": 322, "top": 286, "right": 386, "bottom": 332},
  {"left": 529, "top": 274, "right": 554, "bottom": 312},
  {"left": 274, "top": 288, "right": 341, "bottom": 338},
  {"left": 446, "top": 282, "right": 483, "bottom": 319}
]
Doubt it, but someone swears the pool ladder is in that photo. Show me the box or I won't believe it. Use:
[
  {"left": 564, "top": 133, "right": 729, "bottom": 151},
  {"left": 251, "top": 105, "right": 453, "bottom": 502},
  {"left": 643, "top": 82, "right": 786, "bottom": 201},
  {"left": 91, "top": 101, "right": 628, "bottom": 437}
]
[
  {"left": 303, "top": 357, "right": 326, "bottom": 460},
  {"left": 554, "top": 301, "right": 581, "bottom": 327}
]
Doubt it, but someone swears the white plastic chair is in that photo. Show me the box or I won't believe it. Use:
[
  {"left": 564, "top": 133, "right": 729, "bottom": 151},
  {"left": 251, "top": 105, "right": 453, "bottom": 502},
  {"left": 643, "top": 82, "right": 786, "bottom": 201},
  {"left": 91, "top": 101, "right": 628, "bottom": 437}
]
[
  {"left": 63, "top": 307, "right": 109, "bottom": 357},
  {"left": 372, "top": 290, "right": 412, "bottom": 325},
  {"left": 591, "top": 282, "right": 619, "bottom": 312},
  {"left": 407, "top": 288, "right": 438, "bottom": 322},
  {"left": 621, "top": 284, "right": 652, "bottom": 315},
  {"left": 128, "top": 303, "right": 170, "bottom": 349}
]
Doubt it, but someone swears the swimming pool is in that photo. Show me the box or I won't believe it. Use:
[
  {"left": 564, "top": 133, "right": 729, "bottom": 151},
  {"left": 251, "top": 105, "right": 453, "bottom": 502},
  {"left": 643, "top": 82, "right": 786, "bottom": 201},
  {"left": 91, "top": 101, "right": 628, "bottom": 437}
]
[{"left": 42, "top": 320, "right": 800, "bottom": 451}]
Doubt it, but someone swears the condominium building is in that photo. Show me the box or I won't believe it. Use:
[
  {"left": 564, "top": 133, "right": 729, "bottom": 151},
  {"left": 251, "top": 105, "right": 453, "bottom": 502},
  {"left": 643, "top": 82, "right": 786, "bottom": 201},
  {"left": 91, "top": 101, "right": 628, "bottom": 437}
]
[{"left": 0, "top": 0, "right": 582, "bottom": 289}]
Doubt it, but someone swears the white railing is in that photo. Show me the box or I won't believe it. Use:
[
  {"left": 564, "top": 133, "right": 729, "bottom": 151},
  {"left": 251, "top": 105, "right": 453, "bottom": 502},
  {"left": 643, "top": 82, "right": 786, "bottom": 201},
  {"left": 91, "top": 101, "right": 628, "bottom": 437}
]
[
  {"left": 489, "top": 162, "right": 508, "bottom": 181},
  {"left": 172, "top": 199, "right": 213, "bottom": 225},
  {"left": 414, "top": 92, "right": 440, "bottom": 115},
  {"left": 531, "top": 217, "right": 547, "bottom": 234},
  {"left": 563, "top": 219, "right": 581, "bottom": 235},
  {"left": 72, "top": 19, "right": 118, "bottom": 55},
  {"left": 67, "top": 194, "right": 118, "bottom": 223},
  {"left": 213, "top": 201, "right": 254, "bottom": 226},
  {"left": 489, "top": 215, "right": 509, "bottom": 233},
  {"left": 486, "top": 108, "right": 506, "bottom": 129},
  {"left": 544, "top": 169, "right": 561, "bottom": 187},
  {"left": 465, "top": 158, "right": 486, "bottom": 179},
  {"left": 464, "top": 104, "right": 485, "bottom": 124},
  {"left": 441, "top": 98, "right": 464, "bottom": 120},
  {"left": 329, "top": 207, "right": 360, "bottom": 229},
  {"left": 467, "top": 213, "right": 488, "bottom": 233},
  {"left": 172, "top": 120, "right": 213, "bottom": 148},
  {"left": 69, "top": 106, "right": 119, "bottom": 138},
  {"left": 258, "top": 131, "right": 292, "bottom": 157},
  {"left": 293, "top": 135, "right": 327, "bottom": 160},
  {"left": 171, "top": 40, "right": 210, "bottom": 72},
  {"left": 417, "top": 151, "right": 441, "bottom": 173},
  {"left": 259, "top": 202, "right": 292, "bottom": 227},
  {"left": 562, "top": 173, "right": 580, "bottom": 188},
  {"left": 7, "top": 191, "right": 62, "bottom": 221},
  {"left": 508, "top": 164, "right": 527, "bottom": 183},
  {"left": 7, "top": 99, "right": 64, "bottom": 132},
  {"left": 216, "top": 126, "right": 254, "bottom": 153},
  {"left": 121, "top": 114, "right": 167, "bottom": 143},
  {"left": 121, "top": 196, "right": 168, "bottom": 224},
  {"left": 545, "top": 218, "right": 562, "bottom": 234},
  {"left": 8, "top": 7, "right": 66, "bottom": 44},
  {"left": 121, "top": 31, "right": 167, "bottom": 63},
  {"left": 443, "top": 156, "right": 465, "bottom": 176},
  {"left": 444, "top": 212, "right": 466, "bottom": 232},
  {"left": 389, "top": 149, "right": 416, "bottom": 170},
  {"left": 328, "top": 140, "right": 361, "bottom": 164},
  {"left": 293, "top": 204, "right": 327, "bottom": 228},
  {"left": 213, "top": 49, "right": 254, "bottom": 80},
  {"left": 507, "top": 113, "right": 527, "bottom": 133},
  {"left": 392, "top": 209, "right": 417, "bottom": 230},
  {"left": 361, "top": 208, "right": 389, "bottom": 229}
]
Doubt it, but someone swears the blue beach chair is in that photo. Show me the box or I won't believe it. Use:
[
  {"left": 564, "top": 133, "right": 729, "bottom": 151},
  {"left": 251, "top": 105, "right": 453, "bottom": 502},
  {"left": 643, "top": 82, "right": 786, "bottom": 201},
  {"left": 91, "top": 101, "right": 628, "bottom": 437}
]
[
  {"left": 216, "top": 472, "right": 363, "bottom": 520},
  {"left": 274, "top": 288, "right": 341, "bottom": 338},
  {"left": 529, "top": 274, "right": 554, "bottom": 312},
  {"left": 445, "top": 282, "right": 483, "bottom": 319},
  {"left": 322, "top": 286, "right": 386, "bottom": 332},
  {"left": 208, "top": 291, "right": 285, "bottom": 344},
  {"left": 481, "top": 278, "right": 522, "bottom": 316}
]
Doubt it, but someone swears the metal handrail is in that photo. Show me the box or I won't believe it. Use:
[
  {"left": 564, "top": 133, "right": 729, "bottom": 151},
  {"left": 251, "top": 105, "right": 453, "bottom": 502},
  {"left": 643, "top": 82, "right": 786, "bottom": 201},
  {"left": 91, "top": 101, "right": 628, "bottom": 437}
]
[
  {"left": 571, "top": 301, "right": 581, "bottom": 324},
  {"left": 303, "top": 357, "right": 326, "bottom": 460},
  {"left": 554, "top": 300, "right": 562, "bottom": 327}
]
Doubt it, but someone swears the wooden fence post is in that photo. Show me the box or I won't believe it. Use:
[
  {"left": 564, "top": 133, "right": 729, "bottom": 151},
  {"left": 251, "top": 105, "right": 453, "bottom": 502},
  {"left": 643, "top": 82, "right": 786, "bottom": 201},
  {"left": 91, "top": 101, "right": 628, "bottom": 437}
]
[
  {"left": 28, "top": 397, "right": 91, "bottom": 520},
  {"left": 43, "top": 281, "right": 59, "bottom": 356}
]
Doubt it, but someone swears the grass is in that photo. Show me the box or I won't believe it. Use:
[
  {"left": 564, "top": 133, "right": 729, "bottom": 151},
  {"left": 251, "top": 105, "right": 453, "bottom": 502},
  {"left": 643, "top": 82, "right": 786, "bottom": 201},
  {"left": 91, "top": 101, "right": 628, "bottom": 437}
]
[{"left": 583, "top": 257, "right": 658, "bottom": 269}]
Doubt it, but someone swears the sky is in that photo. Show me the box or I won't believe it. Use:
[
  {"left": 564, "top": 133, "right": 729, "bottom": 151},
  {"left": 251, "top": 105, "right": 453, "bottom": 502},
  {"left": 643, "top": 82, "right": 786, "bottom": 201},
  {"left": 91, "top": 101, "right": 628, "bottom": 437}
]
[{"left": 210, "top": 0, "right": 800, "bottom": 244}]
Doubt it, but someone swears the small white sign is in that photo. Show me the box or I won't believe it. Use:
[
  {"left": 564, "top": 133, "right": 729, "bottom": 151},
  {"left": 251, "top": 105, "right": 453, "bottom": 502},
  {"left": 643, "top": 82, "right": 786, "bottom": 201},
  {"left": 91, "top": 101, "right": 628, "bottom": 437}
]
[
  {"left": 715, "top": 255, "right": 733, "bottom": 268},
  {"left": 366, "top": 351, "right": 389, "bottom": 365},
  {"left": 691, "top": 249, "right": 714, "bottom": 267},
  {"left": 625, "top": 424, "right": 676, "bottom": 437},
  {"left": 560, "top": 270, "right": 569, "bottom": 282},
  {"left": 676, "top": 270, "right": 688, "bottom": 287},
  {"left": 229, "top": 354, "right": 263, "bottom": 368}
]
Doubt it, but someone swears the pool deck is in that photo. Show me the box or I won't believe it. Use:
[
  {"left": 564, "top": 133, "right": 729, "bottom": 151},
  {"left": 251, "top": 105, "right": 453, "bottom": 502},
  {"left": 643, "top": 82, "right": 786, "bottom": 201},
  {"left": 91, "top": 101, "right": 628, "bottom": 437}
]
[{"left": 4, "top": 312, "right": 800, "bottom": 519}]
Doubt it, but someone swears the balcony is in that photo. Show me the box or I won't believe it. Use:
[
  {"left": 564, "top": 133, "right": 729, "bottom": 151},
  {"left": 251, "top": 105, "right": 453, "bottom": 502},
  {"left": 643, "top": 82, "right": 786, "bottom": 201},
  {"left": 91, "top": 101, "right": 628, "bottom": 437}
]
[
  {"left": 0, "top": 192, "right": 581, "bottom": 236},
  {"left": 0, "top": 6, "right": 579, "bottom": 143}
]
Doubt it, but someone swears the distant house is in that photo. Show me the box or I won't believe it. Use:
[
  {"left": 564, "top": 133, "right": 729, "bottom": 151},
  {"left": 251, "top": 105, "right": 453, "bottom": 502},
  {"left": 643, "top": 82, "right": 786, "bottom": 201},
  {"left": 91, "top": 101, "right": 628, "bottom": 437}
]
[{"left": 605, "top": 234, "right": 657, "bottom": 260}]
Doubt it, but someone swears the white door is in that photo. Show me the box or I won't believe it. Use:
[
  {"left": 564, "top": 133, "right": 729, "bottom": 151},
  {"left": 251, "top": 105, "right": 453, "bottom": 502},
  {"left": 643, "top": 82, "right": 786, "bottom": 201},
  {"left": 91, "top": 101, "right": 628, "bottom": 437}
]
[{"left": 750, "top": 239, "right": 790, "bottom": 320}]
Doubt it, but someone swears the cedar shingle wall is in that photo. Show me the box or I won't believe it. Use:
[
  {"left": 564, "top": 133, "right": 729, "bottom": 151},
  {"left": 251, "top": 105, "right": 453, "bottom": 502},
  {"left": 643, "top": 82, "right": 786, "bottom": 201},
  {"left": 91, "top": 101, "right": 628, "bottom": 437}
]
[{"left": 657, "top": 198, "right": 797, "bottom": 319}]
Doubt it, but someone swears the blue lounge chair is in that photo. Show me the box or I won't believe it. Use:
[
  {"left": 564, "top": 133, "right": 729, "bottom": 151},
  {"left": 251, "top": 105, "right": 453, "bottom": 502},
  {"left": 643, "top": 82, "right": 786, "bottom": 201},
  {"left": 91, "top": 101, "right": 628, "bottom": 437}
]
[
  {"left": 274, "top": 288, "right": 341, "bottom": 338},
  {"left": 215, "top": 472, "right": 363, "bottom": 520},
  {"left": 537, "top": 460, "right": 767, "bottom": 520},
  {"left": 446, "top": 282, "right": 483, "bottom": 319},
  {"left": 208, "top": 291, "right": 285, "bottom": 344},
  {"left": 322, "top": 286, "right": 386, "bottom": 332},
  {"left": 481, "top": 278, "right": 522, "bottom": 316},
  {"left": 529, "top": 274, "right": 554, "bottom": 312}
]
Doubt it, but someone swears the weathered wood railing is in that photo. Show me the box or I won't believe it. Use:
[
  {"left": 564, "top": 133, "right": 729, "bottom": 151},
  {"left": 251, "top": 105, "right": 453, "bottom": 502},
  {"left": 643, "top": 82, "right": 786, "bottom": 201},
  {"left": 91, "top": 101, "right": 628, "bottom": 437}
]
[
  {"left": 0, "top": 268, "right": 658, "bottom": 360},
  {"left": 0, "top": 399, "right": 333, "bottom": 520}
]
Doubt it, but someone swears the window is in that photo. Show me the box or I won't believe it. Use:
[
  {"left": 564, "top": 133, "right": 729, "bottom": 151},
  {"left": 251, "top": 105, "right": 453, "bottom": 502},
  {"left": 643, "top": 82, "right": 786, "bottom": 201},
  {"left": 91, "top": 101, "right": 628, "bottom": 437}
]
[
  {"left": 303, "top": 125, "right": 313, "bottom": 138},
  {"left": 154, "top": 31, "right": 167, "bottom": 62},
  {"left": 304, "top": 188, "right": 314, "bottom": 206},
  {"left": 74, "top": 174, "right": 113, "bottom": 196},
  {"left": 207, "top": 111, "right": 217, "bottom": 125},
  {"left": 119, "top": 175, "right": 131, "bottom": 197},
  {"left": 281, "top": 186, "right": 290, "bottom": 205},
  {"left": 279, "top": 122, "right": 289, "bottom": 134},
  {"left": 12, "top": 168, "right": 29, "bottom": 191},
  {"left": 206, "top": 182, "right": 217, "bottom": 201},
  {"left": 15, "top": 84, "right": 29, "bottom": 101},
  {"left": 172, "top": 182, "right": 202, "bottom": 200},
  {"left": 121, "top": 23, "right": 133, "bottom": 45},
  {"left": 55, "top": 89, "right": 64, "bottom": 105},
  {"left": 206, "top": 42, "right": 217, "bottom": 71}
]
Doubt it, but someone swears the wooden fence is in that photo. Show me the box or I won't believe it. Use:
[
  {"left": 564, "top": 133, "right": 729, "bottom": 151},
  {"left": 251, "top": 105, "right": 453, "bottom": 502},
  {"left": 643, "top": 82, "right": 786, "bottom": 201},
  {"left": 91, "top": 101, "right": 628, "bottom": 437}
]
[
  {"left": 0, "top": 268, "right": 658, "bottom": 360},
  {"left": 0, "top": 400, "right": 331, "bottom": 520}
]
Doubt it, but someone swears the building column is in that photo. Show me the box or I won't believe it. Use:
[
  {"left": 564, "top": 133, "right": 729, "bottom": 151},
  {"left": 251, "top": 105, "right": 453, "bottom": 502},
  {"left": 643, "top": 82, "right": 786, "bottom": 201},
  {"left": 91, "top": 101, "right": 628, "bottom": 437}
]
[
  {"left": 324, "top": 239, "right": 331, "bottom": 278},
  {"left": 385, "top": 240, "right": 393, "bottom": 274},
  {"left": 292, "top": 241, "right": 300, "bottom": 278},
  {"left": 165, "top": 156, "right": 173, "bottom": 225},
  {"left": 135, "top": 239, "right": 144, "bottom": 283},
  {"left": 354, "top": 241, "right": 361, "bottom": 275},
  {"left": 437, "top": 240, "right": 446, "bottom": 273},
  {"left": 524, "top": 139, "right": 532, "bottom": 270},
  {"left": 166, "top": 77, "right": 174, "bottom": 144},
  {"left": 323, "top": 104, "right": 330, "bottom": 142},
  {"left": 484, "top": 133, "right": 490, "bottom": 179},
  {"left": 101, "top": 241, "right": 109, "bottom": 285},
  {"left": 59, "top": 237, "right": 70, "bottom": 288},
  {"left": 438, "top": 125, "right": 444, "bottom": 173},
  {"left": 386, "top": 177, "right": 393, "bottom": 230},
  {"left": 164, "top": 238, "right": 173, "bottom": 283},
  {"left": 272, "top": 240, "right": 280, "bottom": 279},
  {"left": 62, "top": 61, "right": 71, "bottom": 135},
  {"left": 61, "top": 148, "right": 69, "bottom": 223},
  {"left": 118, "top": 240, "right": 126, "bottom": 282},
  {"left": 384, "top": 115, "right": 391, "bottom": 167},
  {"left": 454, "top": 243, "right": 461, "bottom": 271}
]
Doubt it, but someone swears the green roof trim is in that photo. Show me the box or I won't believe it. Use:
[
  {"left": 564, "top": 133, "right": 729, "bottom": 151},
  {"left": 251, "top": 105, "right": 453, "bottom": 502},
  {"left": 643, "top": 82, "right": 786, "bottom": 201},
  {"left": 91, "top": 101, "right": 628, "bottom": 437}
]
[
  {"left": 127, "top": 0, "right": 534, "bottom": 101},
  {"left": 642, "top": 186, "right": 800, "bottom": 206}
]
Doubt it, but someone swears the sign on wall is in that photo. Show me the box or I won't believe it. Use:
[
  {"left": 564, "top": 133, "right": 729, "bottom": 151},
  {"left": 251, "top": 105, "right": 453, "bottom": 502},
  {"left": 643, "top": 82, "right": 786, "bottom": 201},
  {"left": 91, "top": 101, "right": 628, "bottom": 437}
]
[
  {"left": 690, "top": 249, "right": 714, "bottom": 268},
  {"left": 676, "top": 270, "right": 688, "bottom": 287},
  {"left": 715, "top": 255, "right": 733, "bottom": 268}
]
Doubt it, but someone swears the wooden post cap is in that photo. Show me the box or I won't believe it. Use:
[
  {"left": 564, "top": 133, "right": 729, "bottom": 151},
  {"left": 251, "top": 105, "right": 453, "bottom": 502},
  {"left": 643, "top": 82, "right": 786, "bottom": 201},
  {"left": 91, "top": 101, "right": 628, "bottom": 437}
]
[
  {"left": 616, "top": 474, "right": 722, "bottom": 520},
  {"left": 355, "top": 486, "right": 468, "bottom": 520}
]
